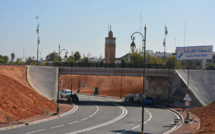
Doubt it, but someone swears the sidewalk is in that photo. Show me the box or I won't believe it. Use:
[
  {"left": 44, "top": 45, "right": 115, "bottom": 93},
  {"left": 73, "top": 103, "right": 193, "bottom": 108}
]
[
  {"left": 170, "top": 108, "right": 200, "bottom": 134},
  {"left": 0, "top": 104, "right": 74, "bottom": 129}
]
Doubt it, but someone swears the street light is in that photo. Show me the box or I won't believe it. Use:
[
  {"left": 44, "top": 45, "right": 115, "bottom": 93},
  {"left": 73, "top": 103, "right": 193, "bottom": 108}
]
[
  {"left": 163, "top": 25, "right": 168, "bottom": 66},
  {"left": 56, "top": 45, "right": 68, "bottom": 114},
  {"left": 36, "top": 16, "right": 40, "bottom": 66},
  {"left": 58, "top": 44, "right": 68, "bottom": 61},
  {"left": 130, "top": 25, "right": 147, "bottom": 134}
]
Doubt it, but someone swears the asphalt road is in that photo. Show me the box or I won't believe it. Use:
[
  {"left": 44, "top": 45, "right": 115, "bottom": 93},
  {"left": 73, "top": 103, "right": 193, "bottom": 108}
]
[{"left": 0, "top": 94, "right": 179, "bottom": 134}]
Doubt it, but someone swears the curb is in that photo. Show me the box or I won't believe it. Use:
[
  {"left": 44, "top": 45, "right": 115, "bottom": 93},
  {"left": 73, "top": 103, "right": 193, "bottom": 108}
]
[
  {"left": 0, "top": 105, "right": 76, "bottom": 132},
  {"left": 154, "top": 104, "right": 184, "bottom": 134}
]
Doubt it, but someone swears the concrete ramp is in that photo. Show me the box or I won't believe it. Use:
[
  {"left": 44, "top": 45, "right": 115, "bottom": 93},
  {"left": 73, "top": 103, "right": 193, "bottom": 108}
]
[
  {"left": 176, "top": 70, "right": 215, "bottom": 106},
  {"left": 26, "top": 66, "right": 58, "bottom": 101}
]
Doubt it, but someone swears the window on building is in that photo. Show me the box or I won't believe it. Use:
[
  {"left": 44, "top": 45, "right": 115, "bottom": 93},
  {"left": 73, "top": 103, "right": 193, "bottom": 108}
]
[{"left": 196, "top": 62, "right": 200, "bottom": 66}]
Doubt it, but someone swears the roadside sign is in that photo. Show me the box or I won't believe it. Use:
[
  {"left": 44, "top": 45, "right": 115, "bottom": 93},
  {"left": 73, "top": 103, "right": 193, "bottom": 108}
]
[
  {"left": 61, "top": 80, "right": 63, "bottom": 87},
  {"left": 184, "top": 101, "right": 191, "bottom": 107},
  {"left": 176, "top": 46, "right": 213, "bottom": 60},
  {"left": 183, "top": 93, "right": 192, "bottom": 101}
]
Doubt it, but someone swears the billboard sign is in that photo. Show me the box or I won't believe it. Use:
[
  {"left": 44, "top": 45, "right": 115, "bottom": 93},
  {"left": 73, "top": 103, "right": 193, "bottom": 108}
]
[{"left": 176, "top": 46, "right": 213, "bottom": 60}]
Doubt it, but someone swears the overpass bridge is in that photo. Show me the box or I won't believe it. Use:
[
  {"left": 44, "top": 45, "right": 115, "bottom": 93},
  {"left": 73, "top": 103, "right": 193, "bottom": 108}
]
[
  {"left": 59, "top": 67, "right": 174, "bottom": 77},
  {"left": 26, "top": 66, "right": 215, "bottom": 107}
]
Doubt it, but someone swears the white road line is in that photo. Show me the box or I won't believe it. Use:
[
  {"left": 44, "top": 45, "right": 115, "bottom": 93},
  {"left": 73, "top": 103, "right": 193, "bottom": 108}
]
[
  {"left": 116, "top": 109, "right": 153, "bottom": 134},
  {"left": 131, "top": 125, "right": 140, "bottom": 130},
  {"left": 68, "top": 102, "right": 99, "bottom": 125},
  {"left": 163, "top": 109, "right": 181, "bottom": 134},
  {"left": 51, "top": 124, "right": 65, "bottom": 129},
  {"left": 144, "top": 109, "right": 152, "bottom": 124},
  {"left": 68, "top": 121, "right": 79, "bottom": 125},
  {"left": 81, "top": 118, "right": 88, "bottom": 121},
  {"left": 26, "top": 129, "right": 46, "bottom": 134},
  {"left": 66, "top": 102, "right": 128, "bottom": 134}
]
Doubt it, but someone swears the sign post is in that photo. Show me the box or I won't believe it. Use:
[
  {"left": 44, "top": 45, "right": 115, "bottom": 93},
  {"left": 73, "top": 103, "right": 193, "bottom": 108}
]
[
  {"left": 61, "top": 80, "right": 63, "bottom": 87},
  {"left": 82, "top": 81, "right": 85, "bottom": 88},
  {"left": 177, "top": 45, "right": 213, "bottom": 123},
  {"left": 183, "top": 93, "right": 192, "bottom": 123}
]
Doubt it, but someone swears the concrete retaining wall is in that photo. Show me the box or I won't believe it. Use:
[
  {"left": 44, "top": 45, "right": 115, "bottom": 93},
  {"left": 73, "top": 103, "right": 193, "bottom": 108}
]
[
  {"left": 26, "top": 66, "right": 58, "bottom": 101},
  {"left": 172, "top": 70, "right": 215, "bottom": 107}
]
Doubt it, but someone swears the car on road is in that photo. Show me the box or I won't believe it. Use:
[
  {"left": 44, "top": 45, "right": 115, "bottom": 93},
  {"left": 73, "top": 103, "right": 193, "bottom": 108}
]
[
  {"left": 60, "top": 89, "right": 72, "bottom": 98},
  {"left": 134, "top": 94, "right": 153, "bottom": 105},
  {"left": 125, "top": 94, "right": 135, "bottom": 102},
  {"left": 67, "top": 93, "right": 79, "bottom": 104}
]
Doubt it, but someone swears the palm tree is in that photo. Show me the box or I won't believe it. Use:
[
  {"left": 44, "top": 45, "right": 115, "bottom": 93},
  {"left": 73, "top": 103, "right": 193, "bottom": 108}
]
[
  {"left": 11, "top": 52, "right": 15, "bottom": 61},
  {"left": 74, "top": 51, "right": 81, "bottom": 62}
]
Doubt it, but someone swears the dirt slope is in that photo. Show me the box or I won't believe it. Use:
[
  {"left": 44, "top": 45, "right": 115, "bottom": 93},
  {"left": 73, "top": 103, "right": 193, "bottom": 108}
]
[
  {"left": 59, "top": 75, "right": 144, "bottom": 98},
  {"left": 191, "top": 102, "right": 215, "bottom": 134},
  {"left": 0, "top": 66, "right": 56, "bottom": 122}
]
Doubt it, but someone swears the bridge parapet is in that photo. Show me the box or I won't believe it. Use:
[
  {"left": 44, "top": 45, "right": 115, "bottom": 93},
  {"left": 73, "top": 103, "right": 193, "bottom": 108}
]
[{"left": 59, "top": 67, "right": 174, "bottom": 77}]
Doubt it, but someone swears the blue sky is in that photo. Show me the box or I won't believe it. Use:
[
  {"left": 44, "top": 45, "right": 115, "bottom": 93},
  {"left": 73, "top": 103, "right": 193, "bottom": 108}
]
[{"left": 0, "top": 0, "right": 215, "bottom": 60}]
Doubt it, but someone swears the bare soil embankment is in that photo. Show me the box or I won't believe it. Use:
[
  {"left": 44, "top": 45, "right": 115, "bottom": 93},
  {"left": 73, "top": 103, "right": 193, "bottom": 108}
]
[
  {"left": 191, "top": 102, "right": 215, "bottom": 134},
  {"left": 0, "top": 66, "right": 56, "bottom": 122}
]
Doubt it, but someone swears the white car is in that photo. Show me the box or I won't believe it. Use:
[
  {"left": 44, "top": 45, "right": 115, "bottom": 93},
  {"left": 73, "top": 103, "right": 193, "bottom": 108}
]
[{"left": 60, "top": 89, "right": 72, "bottom": 98}]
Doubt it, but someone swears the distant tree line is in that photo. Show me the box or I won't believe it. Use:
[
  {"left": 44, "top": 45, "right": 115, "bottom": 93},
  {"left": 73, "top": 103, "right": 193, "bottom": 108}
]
[{"left": 1, "top": 51, "right": 214, "bottom": 70}]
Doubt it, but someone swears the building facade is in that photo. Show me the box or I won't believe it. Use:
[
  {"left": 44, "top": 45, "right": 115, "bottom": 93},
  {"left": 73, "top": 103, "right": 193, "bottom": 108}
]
[{"left": 104, "top": 29, "right": 116, "bottom": 64}]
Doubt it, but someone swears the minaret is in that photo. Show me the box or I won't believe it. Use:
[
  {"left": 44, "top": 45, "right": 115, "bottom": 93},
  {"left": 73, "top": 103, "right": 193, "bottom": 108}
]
[{"left": 105, "top": 26, "right": 116, "bottom": 64}]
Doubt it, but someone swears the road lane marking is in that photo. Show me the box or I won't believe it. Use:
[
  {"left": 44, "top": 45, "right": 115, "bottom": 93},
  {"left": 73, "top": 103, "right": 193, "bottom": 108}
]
[
  {"left": 163, "top": 109, "right": 181, "bottom": 134},
  {"left": 81, "top": 118, "right": 88, "bottom": 121},
  {"left": 116, "top": 109, "right": 152, "bottom": 134},
  {"left": 51, "top": 124, "right": 65, "bottom": 129},
  {"left": 66, "top": 102, "right": 128, "bottom": 134},
  {"left": 68, "top": 121, "right": 79, "bottom": 125},
  {"left": 68, "top": 102, "right": 99, "bottom": 125},
  {"left": 26, "top": 129, "right": 46, "bottom": 134}
]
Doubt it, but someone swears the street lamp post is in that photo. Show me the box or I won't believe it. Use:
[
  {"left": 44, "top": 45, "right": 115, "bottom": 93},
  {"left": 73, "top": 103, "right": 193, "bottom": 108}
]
[
  {"left": 130, "top": 25, "right": 147, "bottom": 134},
  {"left": 58, "top": 44, "right": 68, "bottom": 60},
  {"left": 163, "top": 26, "right": 168, "bottom": 66},
  {"left": 56, "top": 45, "right": 68, "bottom": 114},
  {"left": 36, "top": 24, "right": 40, "bottom": 66}
]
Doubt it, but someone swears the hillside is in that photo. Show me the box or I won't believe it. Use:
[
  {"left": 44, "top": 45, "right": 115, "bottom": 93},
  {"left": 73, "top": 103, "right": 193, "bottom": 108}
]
[
  {"left": 0, "top": 66, "right": 56, "bottom": 122},
  {"left": 191, "top": 102, "right": 215, "bottom": 134}
]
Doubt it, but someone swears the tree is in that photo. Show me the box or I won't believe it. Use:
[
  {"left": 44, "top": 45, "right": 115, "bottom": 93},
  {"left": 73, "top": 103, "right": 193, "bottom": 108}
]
[
  {"left": 0, "top": 55, "right": 3, "bottom": 63},
  {"left": 81, "top": 57, "right": 90, "bottom": 65},
  {"left": 46, "top": 52, "right": 61, "bottom": 62},
  {"left": 121, "top": 58, "right": 129, "bottom": 67},
  {"left": 74, "top": 51, "right": 81, "bottom": 62},
  {"left": 15, "top": 58, "right": 23, "bottom": 64},
  {"left": 3, "top": 56, "right": 9, "bottom": 63},
  {"left": 11, "top": 52, "right": 15, "bottom": 61},
  {"left": 129, "top": 50, "right": 143, "bottom": 67},
  {"left": 66, "top": 55, "right": 75, "bottom": 63},
  {"left": 205, "top": 62, "right": 215, "bottom": 70},
  {"left": 26, "top": 57, "right": 34, "bottom": 65}
]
